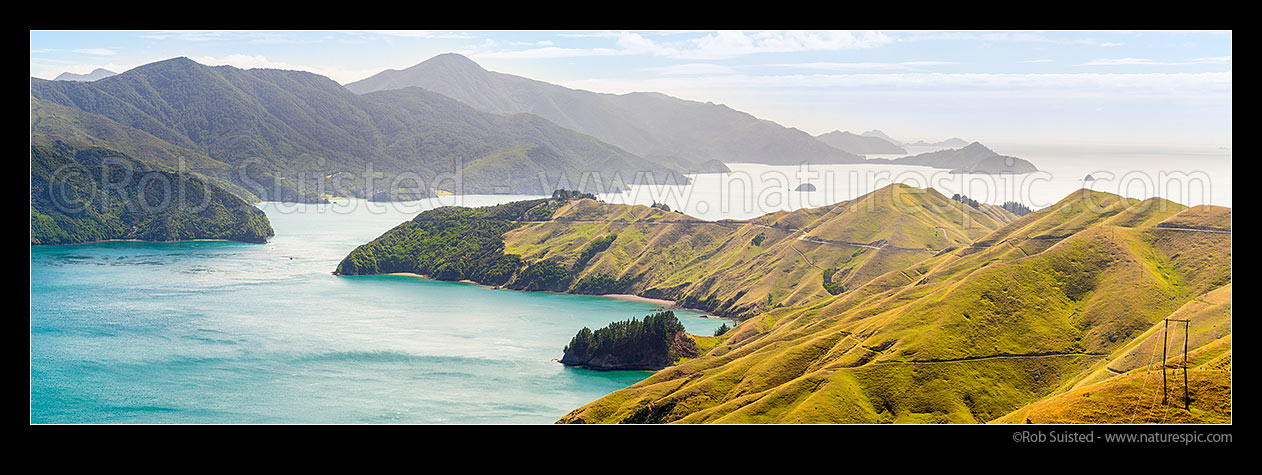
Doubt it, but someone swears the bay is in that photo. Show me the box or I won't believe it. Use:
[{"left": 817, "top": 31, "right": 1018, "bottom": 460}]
[{"left": 30, "top": 196, "right": 730, "bottom": 424}]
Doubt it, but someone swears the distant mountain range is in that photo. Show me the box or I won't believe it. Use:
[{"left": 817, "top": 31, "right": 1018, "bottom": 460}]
[
  {"left": 857, "top": 130, "right": 971, "bottom": 150},
  {"left": 909, "top": 137, "right": 971, "bottom": 148},
  {"left": 32, "top": 57, "right": 689, "bottom": 200},
  {"left": 346, "top": 53, "right": 864, "bottom": 166},
  {"left": 815, "top": 130, "right": 906, "bottom": 155},
  {"left": 870, "top": 142, "right": 1038, "bottom": 174},
  {"left": 860, "top": 129, "right": 902, "bottom": 146},
  {"left": 53, "top": 68, "right": 117, "bottom": 82}
]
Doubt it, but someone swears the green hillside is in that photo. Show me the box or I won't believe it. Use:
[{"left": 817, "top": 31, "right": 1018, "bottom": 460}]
[
  {"left": 31, "top": 57, "right": 689, "bottom": 201},
  {"left": 31, "top": 141, "right": 274, "bottom": 245},
  {"left": 31, "top": 97, "right": 263, "bottom": 202}
]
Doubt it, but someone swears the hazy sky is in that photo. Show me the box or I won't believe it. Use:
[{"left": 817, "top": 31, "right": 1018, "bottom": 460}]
[{"left": 30, "top": 30, "right": 1232, "bottom": 147}]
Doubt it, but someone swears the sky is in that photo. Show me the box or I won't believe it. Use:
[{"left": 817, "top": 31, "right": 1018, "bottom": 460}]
[{"left": 30, "top": 30, "right": 1232, "bottom": 147}]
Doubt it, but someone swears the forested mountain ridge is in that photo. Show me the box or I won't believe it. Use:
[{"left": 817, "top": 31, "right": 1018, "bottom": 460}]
[
  {"left": 31, "top": 57, "right": 690, "bottom": 201},
  {"left": 345, "top": 53, "right": 864, "bottom": 166},
  {"left": 31, "top": 97, "right": 261, "bottom": 202}
]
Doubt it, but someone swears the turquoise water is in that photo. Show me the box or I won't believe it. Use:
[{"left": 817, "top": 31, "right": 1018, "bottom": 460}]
[{"left": 30, "top": 197, "right": 731, "bottom": 424}]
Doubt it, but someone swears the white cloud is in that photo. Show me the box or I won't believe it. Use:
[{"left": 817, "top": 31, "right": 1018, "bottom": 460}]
[
  {"left": 470, "top": 31, "right": 894, "bottom": 61},
  {"left": 1079, "top": 56, "right": 1232, "bottom": 66},
  {"left": 677, "top": 31, "right": 892, "bottom": 59},
  {"left": 73, "top": 48, "right": 116, "bottom": 56},
  {"left": 616, "top": 32, "right": 679, "bottom": 55},
  {"left": 190, "top": 54, "right": 306, "bottom": 70},
  {"left": 355, "top": 30, "right": 475, "bottom": 40},
  {"left": 138, "top": 31, "right": 229, "bottom": 41},
  {"left": 558, "top": 72, "right": 1232, "bottom": 99},
  {"left": 896, "top": 31, "right": 1128, "bottom": 47},
  {"left": 469, "top": 46, "right": 625, "bottom": 59},
  {"left": 765, "top": 61, "right": 956, "bottom": 71},
  {"left": 643, "top": 63, "right": 735, "bottom": 75},
  {"left": 556, "top": 32, "right": 624, "bottom": 38}
]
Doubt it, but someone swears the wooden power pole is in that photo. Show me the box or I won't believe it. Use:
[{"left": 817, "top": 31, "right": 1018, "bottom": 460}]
[
  {"left": 1162, "top": 319, "right": 1168, "bottom": 404},
  {"left": 1161, "top": 318, "right": 1191, "bottom": 409}
]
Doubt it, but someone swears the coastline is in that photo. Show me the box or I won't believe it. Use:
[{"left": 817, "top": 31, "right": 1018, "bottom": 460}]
[
  {"left": 31, "top": 238, "right": 254, "bottom": 247},
  {"left": 345, "top": 272, "right": 728, "bottom": 320}
]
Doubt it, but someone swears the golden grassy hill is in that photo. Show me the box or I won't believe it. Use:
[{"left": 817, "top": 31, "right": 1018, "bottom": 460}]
[
  {"left": 556, "top": 189, "right": 1230, "bottom": 424},
  {"left": 502, "top": 183, "right": 1017, "bottom": 318}
]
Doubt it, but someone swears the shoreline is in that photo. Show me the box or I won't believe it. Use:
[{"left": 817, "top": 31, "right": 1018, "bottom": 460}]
[
  {"left": 346, "top": 272, "right": 729, "bottom": 321},
  {"left": 31, "top": 238, "right": 260, "bottom": 247}
]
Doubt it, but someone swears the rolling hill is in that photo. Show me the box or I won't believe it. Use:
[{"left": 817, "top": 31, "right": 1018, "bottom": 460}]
[
  {"left": 553, "top": 191, "right": 1228, "bottom": 423},
  {"left": 333, "top": 183, "right": 1228, "bottom": 423},
  {"left": 336, "top": 184, "right": 1018, "bottom": 320}
]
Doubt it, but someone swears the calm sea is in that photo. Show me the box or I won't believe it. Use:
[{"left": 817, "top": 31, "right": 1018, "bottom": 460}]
[
  {"left": 600, "top": 143, "right": 1231, "bottom": 220},
  {"left": 30, "top": 197, "right": 729, "bottom": 424}
]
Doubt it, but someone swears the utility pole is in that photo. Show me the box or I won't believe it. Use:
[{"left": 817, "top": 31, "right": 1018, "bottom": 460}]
[
  {"left": 1162, "top": 318, "right": 1191, "bottom": 409},
  {"left": 1183, "top": 320, "right": 1190, "bottom": 410},
  {"left": 1162, "top": 319, "right": 1168, "bottom": 404}
]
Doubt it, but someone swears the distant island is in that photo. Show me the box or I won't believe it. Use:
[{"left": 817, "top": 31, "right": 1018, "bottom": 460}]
[
  {"left": 867, "top": 142, "right": 1038, "bottom": 174},
  {"left": 908, "top": 137, "right": 971, "bottom": 148},
  {"left": 794, "top": 183, "right": 817, "bottom": 191},
  {"left": 53, "top": 68, "right": 117, "bottom": 82},
  {"left": 560, "top": 311, "right": 699, "bottom": 371}
]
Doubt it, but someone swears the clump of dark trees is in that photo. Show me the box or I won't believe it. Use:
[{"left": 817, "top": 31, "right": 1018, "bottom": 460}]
[
  {"left": 951, "top": 193, "right": 1033, "bottom": 216},
  {"left": 551, "top": 189, "right": 597, "bottom": 201},
  {"left": 560, "top": 311, "right": 698, "bottom": 371}
]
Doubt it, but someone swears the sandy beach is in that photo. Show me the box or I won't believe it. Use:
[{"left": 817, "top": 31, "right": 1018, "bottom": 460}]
[
  {"left": 369, "top": 275, "right": 719, "bottom": 318},
  {"left": 598, "top": 294, "right": 677, "bottom": 307}
]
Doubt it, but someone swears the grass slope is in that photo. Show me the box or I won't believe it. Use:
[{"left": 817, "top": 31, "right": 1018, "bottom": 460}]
[{"left": 556, "top": 188, "right": 1229, "bottom": 424}]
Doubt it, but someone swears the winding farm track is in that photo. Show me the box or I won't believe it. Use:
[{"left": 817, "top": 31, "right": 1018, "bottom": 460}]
[{"left": 870, "top": 351, "right": 1110, "bottom": 366}]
